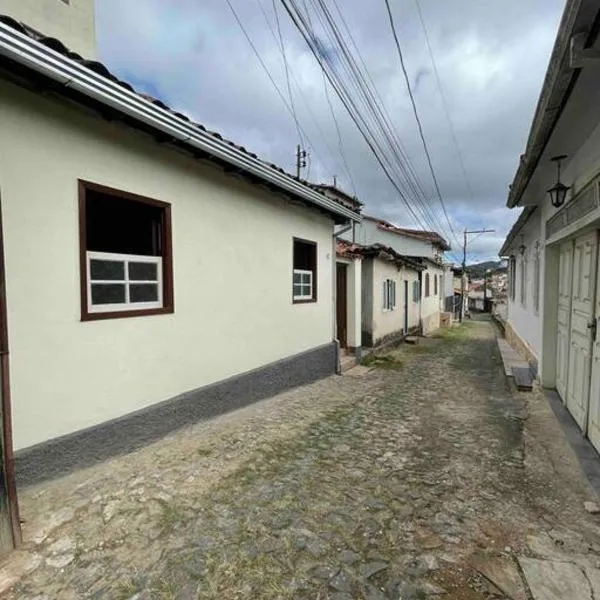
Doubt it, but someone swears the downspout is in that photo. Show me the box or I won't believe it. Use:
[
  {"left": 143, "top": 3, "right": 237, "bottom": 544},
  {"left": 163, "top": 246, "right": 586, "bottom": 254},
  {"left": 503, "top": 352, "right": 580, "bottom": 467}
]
[{"left": 332, "top": 223, "right": 353, "bottom": 374}]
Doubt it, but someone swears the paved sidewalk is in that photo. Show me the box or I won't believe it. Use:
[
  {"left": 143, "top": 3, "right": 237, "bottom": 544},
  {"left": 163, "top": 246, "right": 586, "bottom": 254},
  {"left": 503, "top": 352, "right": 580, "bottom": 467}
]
[{"left": 3, "top": 320, "right": 600, "bottom": 599}]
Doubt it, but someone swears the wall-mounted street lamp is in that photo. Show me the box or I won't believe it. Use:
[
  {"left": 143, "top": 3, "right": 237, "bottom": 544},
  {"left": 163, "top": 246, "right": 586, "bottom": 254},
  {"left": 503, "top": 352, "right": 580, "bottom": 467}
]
[{"left": 547, "top": 154, "right": 570, "bottom": 208}]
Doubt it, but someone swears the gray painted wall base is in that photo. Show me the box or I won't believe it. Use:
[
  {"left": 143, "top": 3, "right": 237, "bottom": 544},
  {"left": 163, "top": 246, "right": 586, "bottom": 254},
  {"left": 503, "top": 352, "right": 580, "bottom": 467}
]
[
  {"left": 15, "top": 342, "right": 337, "bottom": 487},
  {"left": 545, "top": 389, "right": 600, "bottom": 495}
]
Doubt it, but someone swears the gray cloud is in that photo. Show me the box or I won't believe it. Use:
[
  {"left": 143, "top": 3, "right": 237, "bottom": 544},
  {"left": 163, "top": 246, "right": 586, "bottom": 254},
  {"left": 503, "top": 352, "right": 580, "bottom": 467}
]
[{"left": 96, "top": 0, "right": 564, "bottom": 262}]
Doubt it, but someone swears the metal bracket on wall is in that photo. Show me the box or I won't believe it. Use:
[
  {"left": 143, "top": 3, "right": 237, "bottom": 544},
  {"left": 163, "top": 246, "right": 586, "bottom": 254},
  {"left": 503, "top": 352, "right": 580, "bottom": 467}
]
[{"left": 570, "top": 32, "right": 600, "bottom": 68}]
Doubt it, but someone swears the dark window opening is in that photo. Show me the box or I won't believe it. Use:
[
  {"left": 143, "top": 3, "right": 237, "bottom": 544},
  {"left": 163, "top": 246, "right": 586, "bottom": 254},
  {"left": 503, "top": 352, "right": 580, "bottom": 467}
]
[
  {"left": 293, "top": 238, "right": 317, "bottom": 302},
  {"left": 79, "top": 181, "right": 173, "bottom": 321}
]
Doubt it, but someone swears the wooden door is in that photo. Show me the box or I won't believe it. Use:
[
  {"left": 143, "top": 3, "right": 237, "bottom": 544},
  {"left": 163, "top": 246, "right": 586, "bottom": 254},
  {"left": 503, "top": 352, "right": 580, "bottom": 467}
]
[
  {"left": 556, "top": 241, "right": 574, "bottom": 402},
  {"left": 336, "top": 263, "right": 348, "bottom": 348},
  {"left": 0, "top": 190, "right": 19, "bottom": 553},
  {"left": 566, "top": 231, "right": 598, "bottom": 431},
  {"left": 588, "top": 235, "right": 600, "bottom": 452}
]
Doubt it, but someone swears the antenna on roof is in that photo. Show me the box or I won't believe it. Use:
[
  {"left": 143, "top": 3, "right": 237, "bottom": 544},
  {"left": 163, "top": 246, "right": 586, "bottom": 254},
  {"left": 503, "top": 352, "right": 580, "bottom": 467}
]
[{"left": 333, "top": 174, "right": 337, "bottom": 188}]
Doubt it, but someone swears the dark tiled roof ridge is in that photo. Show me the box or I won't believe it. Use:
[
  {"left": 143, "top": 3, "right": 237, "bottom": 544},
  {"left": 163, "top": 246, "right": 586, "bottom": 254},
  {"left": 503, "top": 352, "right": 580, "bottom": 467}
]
[
  {"left": 336, "top": 239, "right": 426, "bottom": 271},
  {"left": 0, "top": 14, "right": 358, "bottom": 217}
]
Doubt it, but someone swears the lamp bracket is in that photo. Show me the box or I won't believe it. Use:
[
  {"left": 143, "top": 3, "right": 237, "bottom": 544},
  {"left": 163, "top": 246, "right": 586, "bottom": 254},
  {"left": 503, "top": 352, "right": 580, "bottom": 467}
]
[{"left": 571, "top": 32, "right": 600, "bottom": 68}]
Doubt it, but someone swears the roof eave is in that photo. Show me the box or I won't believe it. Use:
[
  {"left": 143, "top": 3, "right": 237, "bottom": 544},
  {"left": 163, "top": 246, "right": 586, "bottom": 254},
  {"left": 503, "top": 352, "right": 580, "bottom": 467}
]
[
  {"left": 0, "top": 22, "right": 361, "bottom": 224},
  {"left": 507, "top": 0, "right": 600, "bottom": 208}
]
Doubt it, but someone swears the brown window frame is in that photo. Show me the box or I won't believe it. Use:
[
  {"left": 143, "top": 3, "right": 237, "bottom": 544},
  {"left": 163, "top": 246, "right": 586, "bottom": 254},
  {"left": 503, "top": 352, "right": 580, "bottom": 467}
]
[
  {"left": 292, "top": 237, "right": 317, "bottom": 304},
  {"left": 78, "top": 180, "right": 174, "bottom": 321}
]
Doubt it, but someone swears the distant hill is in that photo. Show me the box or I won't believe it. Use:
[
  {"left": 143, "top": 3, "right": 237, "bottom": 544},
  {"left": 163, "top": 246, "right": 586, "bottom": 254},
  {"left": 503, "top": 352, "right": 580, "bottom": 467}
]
[{"left": 466, "top": 260, "right": 506, "bottom": 278}]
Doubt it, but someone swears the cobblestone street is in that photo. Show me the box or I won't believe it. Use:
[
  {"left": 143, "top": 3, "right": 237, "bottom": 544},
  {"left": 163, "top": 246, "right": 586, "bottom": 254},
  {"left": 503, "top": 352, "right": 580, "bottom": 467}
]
[{"left": 4, "top": 320, "right": 600, "bottom": 599}]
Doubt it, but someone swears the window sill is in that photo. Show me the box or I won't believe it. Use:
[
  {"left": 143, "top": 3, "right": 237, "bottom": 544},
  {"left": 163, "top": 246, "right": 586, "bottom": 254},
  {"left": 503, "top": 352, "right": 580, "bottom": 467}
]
[
  {"left": 81, "top": 306, "right": 174, "bottom": 321},
  {"left": 293, "top": 298, "right": 317, "bottom": 304}
]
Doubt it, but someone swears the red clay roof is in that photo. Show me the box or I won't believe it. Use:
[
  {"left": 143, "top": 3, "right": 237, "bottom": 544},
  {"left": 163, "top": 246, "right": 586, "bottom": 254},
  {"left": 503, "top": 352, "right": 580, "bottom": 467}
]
[{"left": 336, "top": 239, "right": 425, "bottom": 271}]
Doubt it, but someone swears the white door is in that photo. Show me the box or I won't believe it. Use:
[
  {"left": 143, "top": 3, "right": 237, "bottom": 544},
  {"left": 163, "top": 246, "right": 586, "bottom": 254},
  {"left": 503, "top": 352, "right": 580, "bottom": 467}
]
[
  {"left": 566, "top": 231, "right": 598, "bottom": 431},
  {"left": 556, "top": 241, "right": 574, "bottom": 402},
  {"left": 587, "top": 237, "right": 600, "bottom": 452}
]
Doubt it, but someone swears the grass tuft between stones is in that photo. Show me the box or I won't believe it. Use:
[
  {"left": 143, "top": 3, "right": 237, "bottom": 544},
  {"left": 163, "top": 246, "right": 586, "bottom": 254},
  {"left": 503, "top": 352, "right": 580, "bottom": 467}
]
[{"left": 360, "top": 354, "right": 403, "bottom": 370}]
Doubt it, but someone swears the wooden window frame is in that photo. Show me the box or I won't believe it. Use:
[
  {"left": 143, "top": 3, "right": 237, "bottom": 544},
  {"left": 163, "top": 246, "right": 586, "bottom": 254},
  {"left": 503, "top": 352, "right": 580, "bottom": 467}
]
[
  {"left": 383, "top": 278, "right": 396, "bottom": 311},
  {"left": 424, "top": 273, "right": 430, "bottom": 297},
  {"left": 78, "top": 180, "right": 174, "bottom": 321},
  {"left": 292, "top": 237, "right": 317, "bottom": 304}
]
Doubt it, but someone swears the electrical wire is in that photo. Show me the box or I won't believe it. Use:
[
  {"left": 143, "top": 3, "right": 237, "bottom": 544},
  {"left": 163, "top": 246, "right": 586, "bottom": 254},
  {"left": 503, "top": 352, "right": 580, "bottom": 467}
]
[
  {"left": 255, "top": 0, "right": 356, "bottom": 190},
  {"left": 281, "top": 0, "right": 459, "bottom": 247},
  {"left": 224, "top": 0, "right": 317, "bottom": 173},
  {"left": 414, "top": 0, "right": 475, "bottom": 212},
  {"left": 383, "top": 0, "right": 460, "bottom": 250}
]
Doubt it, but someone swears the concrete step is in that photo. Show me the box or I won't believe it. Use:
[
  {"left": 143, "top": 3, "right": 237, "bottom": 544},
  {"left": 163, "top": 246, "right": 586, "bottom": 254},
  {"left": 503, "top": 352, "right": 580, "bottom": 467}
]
[
  {"left": 340, "top": 353, "right": 358, "bottom": 373},
  {"left": 512, "top": 366, "right": 533, "bottom": 391},
  {"left": 496, "top": 338, "right": 533, "bottom": 390}
]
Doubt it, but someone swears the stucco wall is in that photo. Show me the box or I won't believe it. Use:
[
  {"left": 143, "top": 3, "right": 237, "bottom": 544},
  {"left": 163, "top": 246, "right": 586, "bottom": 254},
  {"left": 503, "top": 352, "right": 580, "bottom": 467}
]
[
  {"left": 363, "top": 258, "right": 420, "bottom": 346},
  {"left": 1, "top": 0, "right": 96, "bottom": 58},
  {"left": 504, "top": 210, "right": 543, "bottom": 361},
  {"left": 349, "top": 220, "right": 437, "bottom": 259},
  {"left": 421, "top": 266, "right": 442, "bottom": 334},
  {"left": 0, "top": 80, "right": 335, "bottom": 450}
]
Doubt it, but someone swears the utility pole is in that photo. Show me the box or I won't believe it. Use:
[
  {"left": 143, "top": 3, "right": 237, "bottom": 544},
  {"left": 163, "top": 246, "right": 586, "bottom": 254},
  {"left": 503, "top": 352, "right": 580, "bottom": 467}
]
[
  {"left": 296, "top": 145, "right": 307, "bottom": 179},
  {"left": 460, "top": 228, "right": 495, "bottom": 322}
]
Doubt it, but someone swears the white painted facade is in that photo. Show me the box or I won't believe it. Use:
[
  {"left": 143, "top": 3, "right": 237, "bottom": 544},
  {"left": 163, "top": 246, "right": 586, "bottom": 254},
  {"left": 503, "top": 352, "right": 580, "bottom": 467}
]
[
  {"left": 345, "top": 217, "right": 446, "bottom": 335},
  {"left": 362, "top": 257, "right": 420, "bottom": 346},
  {"left": 335, "top": 256, "right": 362, "bottom": 351},
  {"left": 0, "top": 79, "right": 338, "bottom": 450},
  {"left": 503, "top": 210, "right": 542, "bottom": 361},
  {"left": 421, "top": 265, "right": 444, "bottom": 334},
  {"left": 500, "top": 0, "right": 600, "bottom": 454},
  {"left": 348, "top": 218, "right": 441, "bottom": 260},
  {"left": 1, "top": 0, "right": 96, "bottom": 58}
]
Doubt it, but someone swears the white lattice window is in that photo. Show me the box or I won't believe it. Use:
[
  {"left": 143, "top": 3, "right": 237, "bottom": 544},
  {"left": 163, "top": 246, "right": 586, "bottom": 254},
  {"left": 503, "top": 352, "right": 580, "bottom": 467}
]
[
  {"left": 293, "top": 269, "right": 313, "bottom": 301},
  {"left": 87, "top": 252, "right": 163, "bottom": 313}
]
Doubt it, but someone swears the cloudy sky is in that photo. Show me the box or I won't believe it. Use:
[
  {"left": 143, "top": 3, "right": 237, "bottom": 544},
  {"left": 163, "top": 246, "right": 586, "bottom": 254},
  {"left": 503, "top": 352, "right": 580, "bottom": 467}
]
[{"left": 96, "top": 0, "right": 565, "bottom": 264}]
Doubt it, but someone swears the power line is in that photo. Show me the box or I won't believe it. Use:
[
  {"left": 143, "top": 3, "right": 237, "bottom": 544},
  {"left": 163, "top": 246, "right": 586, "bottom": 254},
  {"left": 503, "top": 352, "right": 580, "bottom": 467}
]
[
  {"left": 414, "top": 0, "right": 477, "bottom": 218},
  {"left": 224, "top": 0, "right": 317, "bottom": 173},
  {"left": 282, "top": 0, "right": 459, "bottom": 247},
  {"left": 312, "top": 0, "right": 459, "bottom": 246},
  {"left": 255, "top": 0, "right": 356, "bottom": 189},
  {"left": 281, "top": 0, "right": 439, "bottom": 232},
  {"left": 383, "top": 0, "right": 460, "bottom": 250},
  {"left": 321, "top": 68, "right": 357, "bottom": 196},
  {"left": 270, "top": 0, "right": 305, "bottom": 148}
]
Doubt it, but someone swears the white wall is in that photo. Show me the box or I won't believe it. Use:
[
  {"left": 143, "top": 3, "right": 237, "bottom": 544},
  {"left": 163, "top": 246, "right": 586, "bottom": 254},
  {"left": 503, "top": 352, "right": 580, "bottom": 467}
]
[
  {"left": 0, "top": 80, "right": 335, "bottom": 450},
  {"left": 347, "top": 220, "right": 438, "bottom": 259},
  {"left": 367, "top": 258, "right": 420, "bottom": 344},
  {"left": 421, "top": 266, "right": 443, "bottom": 334},
  {"left": 505, "top": 211, "right": 543, "bottom": 360},
  {"left": 1, "top": 0, "right": 96, "bottom": 58}
]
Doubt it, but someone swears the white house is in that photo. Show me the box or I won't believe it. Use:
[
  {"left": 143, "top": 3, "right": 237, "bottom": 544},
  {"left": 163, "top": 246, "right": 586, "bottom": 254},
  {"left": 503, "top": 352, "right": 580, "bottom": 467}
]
[
  {"left": 314, "top": 185, "right": 364, "bottom": 359},
  {"left": 344, "top": 215, "right": 448, "bottom": 334},
  {"left": 337, "top": 240, "right": 424, "bottom": 347},
  {"left": 500, "top": 0, "right": 600, "bottom": 453},
  {"left": 0, "top": 11, "right": 361, "bottom": 547}
]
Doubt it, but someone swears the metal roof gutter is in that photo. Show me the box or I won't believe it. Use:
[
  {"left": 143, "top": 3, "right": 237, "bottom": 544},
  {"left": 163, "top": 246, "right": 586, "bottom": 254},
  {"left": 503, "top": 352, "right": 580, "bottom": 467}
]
[{"left": 0, "top": 22, "right": 360, "bottom": 223}]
